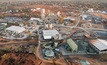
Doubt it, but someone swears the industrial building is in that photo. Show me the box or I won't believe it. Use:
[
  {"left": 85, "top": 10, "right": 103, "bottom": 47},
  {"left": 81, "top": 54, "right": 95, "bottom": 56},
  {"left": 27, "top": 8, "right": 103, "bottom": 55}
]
[
  {"left": 5, "top": 26, "right": 27, "bottom": 39},
  {"left": 28, "top": 17, "right": 44, "bottom": 25},
  {"left": 6, "top": 26, "right": 25, "bottom": 33},
  {"left": 43, "top": 30, "right": 59, "bottom": 40},
  {"left": 89, "top": 39, "right": 107, "bottom": 54}
]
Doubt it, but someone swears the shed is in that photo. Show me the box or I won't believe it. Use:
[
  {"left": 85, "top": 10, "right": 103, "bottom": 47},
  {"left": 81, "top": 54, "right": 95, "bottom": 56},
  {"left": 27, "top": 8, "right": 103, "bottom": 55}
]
[{"left": 67, "top": 39, "right": 78, "bottom": 52}]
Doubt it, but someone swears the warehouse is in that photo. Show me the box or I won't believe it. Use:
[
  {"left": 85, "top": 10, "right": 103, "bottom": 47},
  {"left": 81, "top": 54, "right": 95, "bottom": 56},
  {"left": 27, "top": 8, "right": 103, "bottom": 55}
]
[
  {"left": 43, "top": 30, "right": 59, "bottom": 40},
  {"left": 6, "top": 26, "right": 25, "bottom": 33},
  {"left": 89, "top": 39, "right": 107, "bottom": 54},
  {"left": 5, "top": 26, "right": 26, "bottom": 39}
]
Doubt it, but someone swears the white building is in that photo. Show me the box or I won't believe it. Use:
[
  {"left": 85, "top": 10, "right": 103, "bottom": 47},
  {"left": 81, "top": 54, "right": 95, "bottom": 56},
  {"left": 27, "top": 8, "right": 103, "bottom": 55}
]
[
  {"left": 43, "top": 30, "right": 59, "bottom": 39},
  {"left": 6, "top": 26, "right": 25, "bottom": 33},
  {"left": 82, "top": 15, "right": 88, "bottom": 20},
  {"left": 30, "top": 17, "right": 42, "bottom": 22},
  {"left": 29, "top": 17, "right": 43, "bottom": 25},
  {"left": 87, "top": 8, "right": 94, "bottom": 12},
  {"left": 57, "top": 11, "right": 61, "bottom": 16},
  {"left": 5, "top": 26, "right": 26, "bottom": 39},
  {"left": 64, "top": 17, "right": 75, "bottom": 21}
]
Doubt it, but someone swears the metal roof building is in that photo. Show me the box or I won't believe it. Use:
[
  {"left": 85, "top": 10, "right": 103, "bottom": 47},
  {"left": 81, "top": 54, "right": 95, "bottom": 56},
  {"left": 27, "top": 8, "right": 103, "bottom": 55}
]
[
  {"left": 43, "top": 30, "right": 59, "bottom": 39},
  {"left": 30, "top": 17, "right": 43, "bottom": 22},
  {"left": 67, "top": 39, "right": 78, "bottom": 52},
  {"left": 89, "top": 39, "right": 107, "bottom": 54},
  {"left": 6, "top": 26, "right": 25, "bottom": 33}
]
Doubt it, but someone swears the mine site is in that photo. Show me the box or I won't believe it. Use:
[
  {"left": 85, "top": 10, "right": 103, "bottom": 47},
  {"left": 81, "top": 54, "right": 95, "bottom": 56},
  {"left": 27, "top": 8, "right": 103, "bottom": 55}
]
[{"left": 0, "top": 0, "right": 107, "bottom": 65}]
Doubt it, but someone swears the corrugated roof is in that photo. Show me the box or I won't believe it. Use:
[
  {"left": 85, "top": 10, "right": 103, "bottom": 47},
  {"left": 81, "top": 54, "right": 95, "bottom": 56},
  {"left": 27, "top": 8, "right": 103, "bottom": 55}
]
[
  {"left": 6, "top": 26, "right": 25, "bottom": 33},
  {"left": 67, "top": 39, "right": 78, "bottom": 51},
  {"left": 90, "top": 39, "right": 107, "bottom": 51},
  {"left": 43, "top": 30, "right": 59, "bottom": 39}
]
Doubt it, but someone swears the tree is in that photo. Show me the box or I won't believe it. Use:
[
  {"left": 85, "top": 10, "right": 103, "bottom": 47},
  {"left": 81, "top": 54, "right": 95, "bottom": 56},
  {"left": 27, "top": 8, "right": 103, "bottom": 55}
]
[
  {"left": 59, "top": 16, "right": 64, "bottom": 24},
  {"left": 1, "top": 54, "right": 10, "bottom": 60},
  {"left": 7, "top": 57, "right": 15, "bottom": 65},
  {"left": 53, "top": 59, "right": 57, "bottom": 65}
]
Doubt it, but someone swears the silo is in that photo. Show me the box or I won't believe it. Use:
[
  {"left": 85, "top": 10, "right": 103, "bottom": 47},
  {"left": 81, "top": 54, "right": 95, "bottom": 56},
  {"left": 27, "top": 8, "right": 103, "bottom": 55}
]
[{"left": 41, "top": 9, "right": 45, "bottom": 19}]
